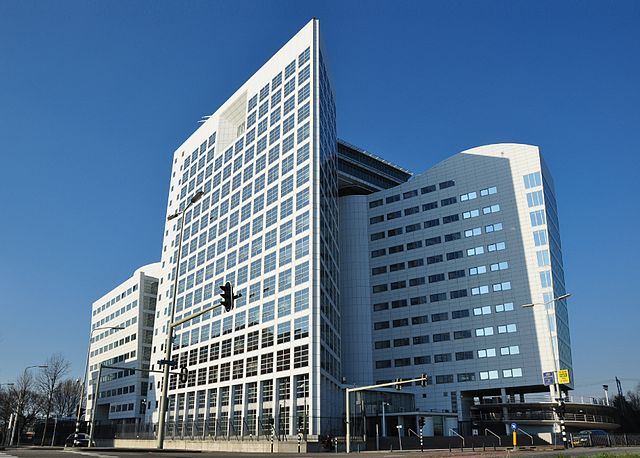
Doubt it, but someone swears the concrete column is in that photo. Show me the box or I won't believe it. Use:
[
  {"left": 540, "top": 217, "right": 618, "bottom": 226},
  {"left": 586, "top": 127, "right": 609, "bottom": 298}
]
[{"left": 501, "top": 388, "right": 510, "bottom": 435}]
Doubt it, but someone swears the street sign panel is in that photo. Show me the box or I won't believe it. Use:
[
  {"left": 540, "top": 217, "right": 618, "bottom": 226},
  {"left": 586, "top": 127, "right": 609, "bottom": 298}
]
[
  {"left": 510, "top": 422, "right": 517, "bottom": 432},
  {"left": 543, "top": 371, "right": 555, "bottom": 386},
  {"left": 558, "top": 369, "right": 570, "bottom": 384}
]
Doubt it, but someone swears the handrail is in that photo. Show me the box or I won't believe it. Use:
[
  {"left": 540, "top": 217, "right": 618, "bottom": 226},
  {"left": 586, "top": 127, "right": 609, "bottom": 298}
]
[
  {"left": 407, "top": 428, "right": 418, "bottom": 437},
  {"left": 517, "top": 428, "right": 534, "bottom": 445},
  {"left": 449, "top": 428, "right": 465, "bottom": 448},
  {"left": 485, "top": 428, "right": 502, "bottom": 446}
]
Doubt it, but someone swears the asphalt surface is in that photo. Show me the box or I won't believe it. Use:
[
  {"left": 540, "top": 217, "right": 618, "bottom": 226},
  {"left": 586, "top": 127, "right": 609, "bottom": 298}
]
[{"left": 1, "top": 446, "right": 639, "bottom": 458}]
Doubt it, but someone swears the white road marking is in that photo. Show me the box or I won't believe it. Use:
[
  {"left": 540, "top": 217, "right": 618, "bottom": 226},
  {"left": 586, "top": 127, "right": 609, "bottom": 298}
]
[
  {"left": 66, "top": 451, "right": 120, "bottom": 458},
  {"left": 0, "top": 453, "right": 18, "bottom": 458}
]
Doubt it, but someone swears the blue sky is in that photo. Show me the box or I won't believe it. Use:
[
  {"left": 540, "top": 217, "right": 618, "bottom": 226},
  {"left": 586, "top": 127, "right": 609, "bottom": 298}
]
[{"left": 0, "top": 0, "right": 638, "bottom": 397}]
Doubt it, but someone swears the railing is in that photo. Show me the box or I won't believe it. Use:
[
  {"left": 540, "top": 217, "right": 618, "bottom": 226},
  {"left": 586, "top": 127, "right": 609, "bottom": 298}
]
[
  {"left": 471, "top": 411, "right": 617, "bottom": 424},
  {"left": 473, "top": 394, "right": 611, "bottom": 406}
]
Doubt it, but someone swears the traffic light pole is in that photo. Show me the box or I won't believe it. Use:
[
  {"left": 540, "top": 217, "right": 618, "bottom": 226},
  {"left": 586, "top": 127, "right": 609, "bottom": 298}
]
[{"left": 345, "top": 375, "right": 428, "bottom": 453}]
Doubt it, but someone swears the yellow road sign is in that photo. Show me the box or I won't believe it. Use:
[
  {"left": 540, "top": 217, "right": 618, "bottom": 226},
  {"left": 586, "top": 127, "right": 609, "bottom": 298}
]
[{"left": 558, "top": 369, "right": 570, "bottom": 384}]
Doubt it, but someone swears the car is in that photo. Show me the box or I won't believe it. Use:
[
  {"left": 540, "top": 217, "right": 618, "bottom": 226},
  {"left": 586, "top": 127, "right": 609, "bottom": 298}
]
[
  {"left": 64, "top": 433, "right": 93, "bottom": 447},
  {"left": 571, "top": 429, "right": 609, "bottom": 447}
]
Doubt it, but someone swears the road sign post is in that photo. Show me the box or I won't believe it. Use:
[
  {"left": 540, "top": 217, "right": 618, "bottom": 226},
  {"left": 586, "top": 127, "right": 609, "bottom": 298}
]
[{"left": 511, "top": 422, "right": 517, "bottom": 448}]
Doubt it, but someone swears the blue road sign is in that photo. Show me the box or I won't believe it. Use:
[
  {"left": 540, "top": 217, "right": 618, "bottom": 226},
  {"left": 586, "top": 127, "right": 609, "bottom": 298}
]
[
  {"left": 543, "top": 371, "right": 555, "bottom": 386},
  {"left": 511, "top": 422, "right": 517, "bottom": 432}
]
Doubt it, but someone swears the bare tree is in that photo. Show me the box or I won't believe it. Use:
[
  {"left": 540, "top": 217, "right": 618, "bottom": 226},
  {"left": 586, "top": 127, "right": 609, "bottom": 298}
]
[
  {"left": 9, "top": 369, "right": 41, "bottom": 445},
  {"left": 52, "top": 379, "right": 82, "bottom": 418},
  {"left": 36, "top": 354, "right": 70, "bottom": 445}
]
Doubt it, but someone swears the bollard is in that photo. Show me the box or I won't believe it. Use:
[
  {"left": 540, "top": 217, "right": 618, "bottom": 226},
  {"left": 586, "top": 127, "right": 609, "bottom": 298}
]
[
  {"left": 297, "top": 432, "right": 301, "bottom": 453},
  {"left": 472, "top": 443, "right": 475, "bottom": 451},
  {"left": 270, "top": 431, "right": 274, "bottom": 454},
  {"left": 449, "top": 443, "right": 452, "bottom": 453},
  {"left": 483, "top": 442, "right": 486, "bottom": 451},
  {"left": 334, "top": 436, "right": 338, "bottom": 454}
]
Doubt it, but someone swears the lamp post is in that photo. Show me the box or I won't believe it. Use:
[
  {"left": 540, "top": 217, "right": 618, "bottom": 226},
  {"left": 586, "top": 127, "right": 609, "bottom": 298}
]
[
  {"left": 1, "top": 384, "right": 14, "bottom": 447},
  {"left": 74, "top": 326, "right": 125, "bottom": 446},
  {"left": 522, "top": 292, "right": 571, "bottom": 447},
  {"left": 157, "top": 190, "right": 204, "bottom": 450},
  {"left": 10, "top": 365, "right": 48, "bottom": 446}
]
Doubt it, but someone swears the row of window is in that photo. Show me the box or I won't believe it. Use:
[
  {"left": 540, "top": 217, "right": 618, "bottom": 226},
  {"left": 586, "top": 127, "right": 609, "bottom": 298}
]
[
  {"left": 93, "top": 284, "right": 139, "bottom": 316},
  {"left": 168, "top": 345, "right": 309, "bottom": 390},
  {"left": 369, "top": 181, "right": 456, "bottom": 209},
  {"left": 89, "top": 333, "right": 137, "bottom": 358}
]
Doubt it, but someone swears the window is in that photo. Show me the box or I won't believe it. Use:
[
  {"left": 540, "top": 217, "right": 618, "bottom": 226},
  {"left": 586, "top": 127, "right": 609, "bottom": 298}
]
[
  {"left": 490, "top": 261, "right": 509, "bottom": 271},
  {"left": 376, "top": 360, "right": 391, "bottom": 369},
  {"left": 372, "top": 266, "right": 387, "bottom": 276},
  {"left": 422, "top": 201, "right": 438, "bottom": 211},
  {"left": 373, "top": 302, "right": 388, "bottom": 311},
  {"left": 446, "top": 251, "right": 463, "bottom": 261},
  {"left": 463, "top": 209, "right": 480, "bottom": 219},
  {"left": 457, "top": 372, "right": 476, "bottom": 382},
  {"left": 455, "top": 351, "right": 473, "bottom": 360},
  {"left": 412, "top": 315, "right": 429, "bottom": 325},
  {"left": 435, "top": 374, "right": 454, "bottom": 384},
  {"left": 469, "top": 265, "right": 487, "bottom": 276},
  {"left": 495, "top": 302, "right": 514, "bottom": 312},
  {"left": 497, "top": 323, "right": 517, "bottom": 334},
  {"left": 393, "top": 338, "right": 410, "bottom": 347},
  {"left": 374, "top": 321, "right": 389, "bottom": 330},
  {"left": 424, "top": 218, "right": 439, "bottom": 228},
  {"left": 375, "top": 340, "right": 390, "bottom": 349},
  {"left": 403, "top": 190, "right": 418, "bottom": 199},
  {"left": 533, "top": 230, "right": 548, "bottom": 246},
  {"left": 425, "top": 236, "right": 441, "bottom": 246},
  {"left": 454, "top": 330, "right": 472, "bottom": 340},
  {"left": 431, "top": 312, "right": 447, "bottom": 322},
  {"left": 492, "top": 281, "right": 512, "bottom": 292},
  {"left": 482, "top": 204, "right": 500, "bottom": 215},
  {"left": 471, "top": 285, "right": 489, "bottom": 295},
  {"left": 467, "top": 246, "right": 484, "bottom": 256},
  {"left": 442, "top": 214, "right": 459, "bottom": 224},
  {"left": 479, "top": 371, "right": 499, "bottom": 380},
  {"left": 392, "top": 318, "right": 409, "bottom": 328},
  {"left": 433, "top": 352, "right": 451, "bottom": 363},
  {"left": 441, "top": 197, "right": 457, "bottom": 206},
  {"left": 391, "top": 299, "right": 407, "bottom": 308},
  {"left": 480, "top": 186, "right": 497, "bottom": 196},
  {"left": 523, "top": 171, "right": 542, "bottom": 189},
  {"left": 370, "top": 215, "right": 384, "bottom": 224},
  {"left": 371, "top": 248, "right": 386, "bottom": 258},
  {"left": 445, "top": 232, "right": 461, "bottom": 242},
  {"left": 433, "top": 332, "right": 450, "bottom": 342},
  {"left": 530, "top": 210, "right": 546, "bottom": 227},
  {"left": 473, "top": 305, "right": 492, "bottom": 316},
  {"left": 429, "top": 273, "right": 445, "bottom": 283},
  {"left": 439, "top": 180, "right": 455, "bottom": 189},
  {"left": 387, "top": 211, "right": 401, "bottom": 220},
  {"left": 485, "top": 223, "right": 503, "bottom": 233},
  {"left": 395, "top": 358, "right": 411, "bottom": 367},
  {"left": 500, "top": 345, "right": 520, "bottom": 355},
  {"left": 371, "top": 231, "right": 385, "bottom": 241},
  {"left": 527, "top": 190, "right": 544, "bottom": 207},
  {"left": 386, "top": 194, "right": 400, "bottom": 204},
  {"left": 448, "top": 269, "right": 465, "bottom": 279},
  {"left": 427, "top": 255, "right": 443, "bottom": 264},
  {"left": 452, "top": 309, "right": 469, "bottom": 319},
  {"left": 413, "top": 335, "right": 429, "bottom": 345},
  {"left": 421, "top": 184, "right": 436, "bottom": 194},
  {"left": 477, "top": 348, "right": 496, "bottom": 358},
  {"left": 369, "top": 199, "right": 383, "bottom": 208},
  {"left": 460, "top": 191, "right": 478, "bottom": 201},
  {"left": 487, "top": 242, "right": 506, "bottom": 252},
  {"left": 475, "top": 327, "right": 494, "bottom": 336},
  {"left": 465, "top": 227, "right": 482, "bottom": 237}
]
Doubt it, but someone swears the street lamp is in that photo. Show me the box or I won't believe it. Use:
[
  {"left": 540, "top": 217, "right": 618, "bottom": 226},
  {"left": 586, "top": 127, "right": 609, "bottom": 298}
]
[
  {"left": 10, "top": 365, "right": 48, "bottom": 446},
  {"left": 522, "top": 293, "right": 571, "bottom": 447},
  {"left": 74, "top": 326, "right": 125, "bottom": 446},
  {"left": 157, "top": 190, "right": 204, "bottom": 450}
]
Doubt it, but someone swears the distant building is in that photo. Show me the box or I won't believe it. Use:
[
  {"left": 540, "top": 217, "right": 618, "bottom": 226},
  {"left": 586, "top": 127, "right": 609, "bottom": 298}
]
[{"left": 86, "top": 263, "right": 161, "bottom": 426}]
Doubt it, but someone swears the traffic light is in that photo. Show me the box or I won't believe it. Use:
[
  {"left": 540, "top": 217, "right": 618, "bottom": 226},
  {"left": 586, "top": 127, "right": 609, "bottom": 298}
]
[
  {"left": 220, "top": 281, "right": 241, "bottom": 312},
  {"left": 420, "top": 373, "right": 428, "bottom": 387},
  {"left": 419, "top": 416, "right": 425, "bottom": 428},
  {"left": 395, "top": 378, "right": 402, "bottom": 390},
  {"left": 179, "top": 365, "right": 188, "bottom": 383}
]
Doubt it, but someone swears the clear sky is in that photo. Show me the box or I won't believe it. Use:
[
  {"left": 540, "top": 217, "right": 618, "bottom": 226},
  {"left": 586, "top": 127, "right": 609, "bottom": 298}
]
[{"left": 0, "top": 0, "right": 638, "bottom": 397}]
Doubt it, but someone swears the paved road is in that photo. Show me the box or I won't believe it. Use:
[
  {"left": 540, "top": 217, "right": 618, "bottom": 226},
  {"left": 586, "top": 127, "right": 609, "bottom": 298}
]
[{"left": 2, "top": 446, "right": 640, "bottom": 458}]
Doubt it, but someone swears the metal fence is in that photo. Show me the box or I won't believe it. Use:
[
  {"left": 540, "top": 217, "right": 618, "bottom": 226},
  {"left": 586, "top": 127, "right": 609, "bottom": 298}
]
[{"left": 93, "top": 416, "right": 345, "bottom": 442}]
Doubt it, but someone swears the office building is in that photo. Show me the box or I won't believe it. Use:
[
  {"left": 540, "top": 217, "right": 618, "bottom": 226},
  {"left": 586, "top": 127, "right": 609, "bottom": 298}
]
[
  {"left": 87, "top": 262, "right": 161, "bottom": 426},
  {"left": 340, "top": 143, "right": 574, "bottom": 435},
  {"left": 146, "top": 18, "right": 346, "bottom": 439}
]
